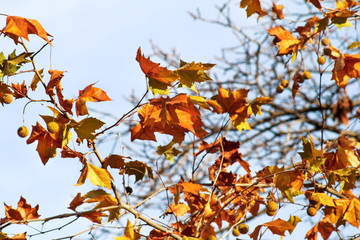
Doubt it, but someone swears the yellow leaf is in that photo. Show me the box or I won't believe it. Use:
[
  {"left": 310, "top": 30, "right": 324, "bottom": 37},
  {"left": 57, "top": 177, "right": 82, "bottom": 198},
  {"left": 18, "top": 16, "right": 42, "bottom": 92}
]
[
  {"left": 166, "top": 203, "right": 190, "bottom": 216},
  {"left": 114, "top": 220, "right": 140, "bottom": 240},
  {"left": 75, "top": 163, "right": 113, "bottom": 189}
]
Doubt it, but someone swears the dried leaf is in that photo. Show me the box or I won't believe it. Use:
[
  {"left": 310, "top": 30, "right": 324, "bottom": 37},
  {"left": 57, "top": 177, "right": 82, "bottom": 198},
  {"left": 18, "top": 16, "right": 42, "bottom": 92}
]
[
  {"left": 75, "top": 162, "right": 113, "bottom": 189},
  {"left": 268, "top": 26, "right": 301, "bottom": 55},
  {"left": 2, "top": 197, "right": 40, "bottom": 224},
  {"left": 331, "top": 53, "right": 360, "bottom": 88},
  {"left": 240, "top": 0, "right": 266, "bottom": 18},
  {"left": 165, "top": 203, "right": 190, "bottom": 216},
  {"left": 262, "top": 218, "right": 295, "bottom": 236},
  {"left": 103, "top": 155, "right": 126, "bottom": 169},
  {"left": 11, "top": 81, "right": 27, "bottom": 99},
  {"left": 68, "top": 193, "right": 84, "bottom": 211},
  {"left": 271, "top": 3, "right": 284, "bottom": 19},
  {"left": 71, "top": 117, "right": 105, "bottom": 142}
]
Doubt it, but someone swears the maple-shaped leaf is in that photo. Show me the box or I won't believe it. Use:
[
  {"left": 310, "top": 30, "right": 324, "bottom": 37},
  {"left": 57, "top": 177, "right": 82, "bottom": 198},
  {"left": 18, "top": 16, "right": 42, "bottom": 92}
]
[
  {"left": 168, "top": 181, "right": 208, "bottom": 197},
  {"left": 76, "top": 162, "right": 113, "bottom": 189},
  {"left": 268, "top": 26, "right": 301, "bottom": 55},
  {"left": 130, "top": 94, "right": 208, "bottom": 144},
  {"left": 208, "top": 87, "right": 252, "bottom": 132},
  {"left": 26, "top": 122, "right": 62, "bottom": 165},
  {"left": 250, "top": 96, "right": 273, "bottom": 116},
  {"left": 274, "top": 169, "right": 304, "bottom": 202},
  {"left": 68, "top": 193, "right": 84, "bottom": 211},
  {"left": 240, "top": 0, "right": 266, "bottom": 18},
  {"left": 71, "top": 117, "right": 105, "bottom": 142},
  {"left": 175, "top": 60, "right": 215, "bottom": 92},
  {"left": 124, "top": 160, "right": 153, "bottom": 182},
  {"left": 0, "top": 51, "right": 32, "bottom": 76},
  {"left": 11, "top": 81, "right": 27, "bottom": 99},
  {"left": 75, "top": 83, "right": 112, "bottom": 116},
  {"left": 82, "top": 211, "right": 106, "bottom": 224},
  {"left": 103, "top": 155, "right": 126, "bottom": 169},
  {"left": 271, "top": 3, "right": 284, "bottom": 19},
  {"left": 136, "top": 47, "right": 178, "bottom": 95},
  {"left": 335, "top": 198, "right": 360, "bottom": 228},
  {"left": 331, "top": 53, "right": 360, "bottom": 88},
  {"left": 188, "top": 95, "right": 210, "bottom": 110},
  {"left": 30, "top": 69, "right": 44, "bottom": 91},
  {"left": 156, "top": 142, "right": 181, "bottom": 163},
  {"left": 114, "top": 220, "right": 141, "bottom": 240},
  {"left": 83, "top": 189, "right": 119, "bottom": 221},
  {"left": 3, "top": 16, "right": 53, "bottom": 45},
  {"left": 2, "top": 197, "right": 40, "bottom": 224},
  {"left": 263, "top": 219, "right": 295, "bottom": 236},
  {"left": 165, "top": 203, "right": 190, "bottom": 216},
  {"left": 305, "top": 219, "right": 335, "bottom": 240},
  {"left": 299, "top": 135, "right": 325, "bottom": 173}
]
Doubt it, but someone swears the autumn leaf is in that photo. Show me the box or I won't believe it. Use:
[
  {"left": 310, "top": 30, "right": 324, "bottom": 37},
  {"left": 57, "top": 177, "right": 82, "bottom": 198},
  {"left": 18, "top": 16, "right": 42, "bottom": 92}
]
[
  {"left": 331, "top": 53, "right": 360, "bottom": 88},
  {"left": 75, "top": 162, "right": 113, "bottom": 189},
  {"left": 83, "top": 189, "right": 119, "bottom": 221},
  {"left": 335, "top": 198, "right": 360, "bottom": 228},
  {"left": 3, "top": 16, "right": 53, "bottom": 45},
  {"left": 103, "top": 155, "right": 126, "bottom": 169},
  {"left": 156, "top": 142, "right": 181, "bottom": 163},
  {"left": 114, "top": 220, "right": 141, "bottom": 240},
  {"left": 307, "top": 0, "right": 323, "bottom": 10},
  {"left": 136, "top": 47, "right": 178, "bottom": 95},
  {"left": 11, "top": 81, "right": 27, "bottom": 99},
  {"left": 299, "top": 135, "right": 325, "bottom": 173},
  {"left": 82, "top": 211, "right": 106, "bottom": 224},
  {"left": 26, "top": 122, "right": 62, "bottom": 165},
  {"left": 240, "top": 0, "right": 266, "bottom": 18},
  {"left": 68, "top": 193, "right": 84, "bottom": 211},
  {"left": 130, "top": 94, "right": 208, "bottom": 144},
  {"left": 271, "top": 3, "right": 284, "bottom": 19},
  {"left": 268, "top": 26, "right": 301, "bottom": 55},
  {"left": 75, "top": 83, "right": 112, "bottom": 116},
  {"left": 2, "top": 197, "right": 40, "bottom": 224},
  {"left": 287, "top": 215, "right": 301, "bottom": 234},
  {"left": 175, "top": 60, "right": 215, "bottom": 92},
  {"left": 250, "top": 96, "right": 273, "bottom": 116},
  {"left": 263, "top": 219, "right": 295, "bottom": 236},
  {"left": 71, "top": 117, "right": 104, "bottom": 142},
  {"left": 208, "top": 87, "right": 252, "bottom": 132},
  {"left": 305, "top": 219, "right": 335, "bottom": 240},
  {"left": 165, "top": 203, "right": 190, "bottom": 216},
  {"left": 124, "top": 160, "right": 153, "bottom": 182},
  {"left": 30, "top": 69, "right": 44, "bottom": 91}
]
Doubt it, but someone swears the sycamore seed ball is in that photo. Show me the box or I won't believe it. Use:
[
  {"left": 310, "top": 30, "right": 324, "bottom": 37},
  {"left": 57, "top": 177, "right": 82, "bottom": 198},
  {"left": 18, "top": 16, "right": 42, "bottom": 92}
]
[
  {"left": 207, "top": 235, "right": 216, "bottom": 240},
  {"left": 276, "top": 85, "right": 284, "bottom": 93},
  {"left": 266, "top": 209, "right": 276, "bottom": 216},
  {"left": 321, "top": 38, "right": 330, "bottom": 46},
  {"left": 281, "top": 80, "right": 289, "bottom": 88},
  {"left": 232, "top": 228, "right": 240, "bottom": 236},
  {"left": 307, "top": 206, "right": 317, "bottom": 217},
  {"left": 323, "top": 47, "right": 332, "bottom": 56},
  {"left": 46, "top": 147, "right": 57, "bottom": 158},
  {"left": 318, "top": 56, "right": 326, "bottom": 65},
  {"left": 238, "top": 224, "right": 249, "bottom": 234},
  {"left": 17, "top": 126, "right": 29, "bottom": 138},
  {"left": 309, "top": 194, "right": 320, "bottom": 206},
  {"left": 303, "top": 71, "right": 311, "bottom": 79},
  {"left": 47, "top": 121, "right": 60, "bottom": 133},
  {"left": 266, "top": 201, "right": 278, "bottom": 212},
  {"left": 2, "top": 94, "right": 13, "bottom": 104}
]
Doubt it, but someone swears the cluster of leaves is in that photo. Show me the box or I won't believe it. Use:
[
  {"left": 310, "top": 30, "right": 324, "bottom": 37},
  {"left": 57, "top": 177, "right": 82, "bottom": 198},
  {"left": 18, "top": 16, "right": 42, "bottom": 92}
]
[{"left": 1, "top": 0, "right": 360, "bottom": 240}]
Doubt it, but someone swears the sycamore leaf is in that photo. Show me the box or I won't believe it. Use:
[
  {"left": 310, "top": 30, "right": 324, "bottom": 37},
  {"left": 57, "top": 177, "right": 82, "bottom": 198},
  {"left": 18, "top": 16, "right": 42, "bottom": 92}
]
[
  {"left": 240, "top": 0, "right": 266, "bottom": 18},
  {"left": 250, "top": 96, "right": 273, "bottom": 116},
  {"left": 71, "top": 117, "right": 105, "bottom": 142},
  {"left": 348, "top": 41, "right": 360, "bottom": 49},
  {"left": 305, "top": 219, "right": 335, "bottom": 240},
  {"left": 165, "top": 203, "right": 190, "bottom": 216},
  {"left": 136, "top": 47, "right": 178, "bottom": 95},
  {"left": 83, "top": 189, "right": 119, "bottom": 221},
  {"left": 11, "top": 81, "right": 27, "bottom": 99},
  {"left": 299, "top": 135, "right": 325, "bottom": 173},
  {"left": 130, "top": 94, "right": 208, "bottom": 144},
  {"left": 82, "top": 211, "right": 106, "bottom": 224},
  {"left": 175, "top": 60, "right": 214, "bottom": 92},
  {"left": 114, "top": 220, "right": 141, "bottom": 240},
  {"left": 314, "top": 193, "right": 336, "bottom": 207},
  {"left": 68, "top": 193, "right": 84, "bottom": 211},
  {"left": 332, "top": 17, "right": 353, "bottom": 29},
  {"left": 76, "top": 83, "right": 112, "bottom": 116},
  {"left": 262, "top": 219, "right": 295, "bottom": 236},
  {"left": 30, "top": 69, "right": 44, "bottom": 91},
  {"left": 308, "top": 0, "right": 322, "bottom": 10},
  {"left": 103, "top": 155, "right": 126, "bottom": 169},
  {"left": 26, "top": 122, "right": 61, "bottom": 165},
  {"left": 76, "top": 162, "right": 113, "bottom": 189},
  {"left": 271, "top": 3, "right": 284, "bottom": 19},
  {"left": 2, "top": 197, "right": 40, "bottom": 224},
  {"left": 46, "top": 70, "right": 65, "bottom": 96},
  {"left": 180, "top": 182, "right": 208, "bottom": 196},
  {"left": 156, "top": 142, "right": 181, "bottom": 163},
  {"left": 287, "top": 215, "right": 301, "bottom": 234},
  {"left": 335, "top": 198, "right": 360, "bottom": 228},
  {"left": 331, "top": 53, "right": 360, "bottom": 88},
  {"left": 3, "top": 16, "right": 53, "bottom": 45},
  {"left": 124, "top": 160, "right": 153, "bottom": 182},
  {"left": 188, "top": 95, "right": 210, "bottom": 110},
  {"left": 268, "top": 26, "right": 301, "bottom": 55}
]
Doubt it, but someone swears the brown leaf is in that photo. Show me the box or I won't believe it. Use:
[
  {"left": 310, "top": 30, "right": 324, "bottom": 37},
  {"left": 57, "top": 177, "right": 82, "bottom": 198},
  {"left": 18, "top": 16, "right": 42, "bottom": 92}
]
[
  {"left": 271, "top": 3, "right": 284, "bottom": 19},
  {"left": 240, "top": 0, "right": 266, "bottom": 18},
  {"left": 262, "top": 219, "right": 295, "bottom": 236},
  {"left": 3, "top": 197, "right": 40, "bottom": 224},
  {"left": 307, "top": 0, "right": 323, "bottom": 10},
  {"left": 332, "top": 95, "right": 353, "bottom": 124},
  {"left": 11, "top": 81, "right": 27, "bottom": 99},
  {"left": 68, "top": 193, "right": 84, "bottom": 211},
  {"left": 103, "top": 155, "right": 126, "bottom": 169}
]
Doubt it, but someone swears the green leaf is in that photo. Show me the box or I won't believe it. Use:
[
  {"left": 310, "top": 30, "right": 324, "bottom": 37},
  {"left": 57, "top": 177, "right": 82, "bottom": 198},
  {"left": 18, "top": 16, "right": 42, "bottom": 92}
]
[
  {"left": 125, "top": 160, "right": 153, "bottom": 182},
  {"left": 156, "top": 142, "right": 181, "bottom": 163},
  {"left": 7, "top": 52, "right": 32, "bottom": 66},
  {"left": 298, "top": 135, "right": 325, "bottom": 173},
  {"left": 72, "top": 117, "right": 105, "bottom": 142},
  {"left": 314, "top": 17, "right": 329, "bottom": 32}
]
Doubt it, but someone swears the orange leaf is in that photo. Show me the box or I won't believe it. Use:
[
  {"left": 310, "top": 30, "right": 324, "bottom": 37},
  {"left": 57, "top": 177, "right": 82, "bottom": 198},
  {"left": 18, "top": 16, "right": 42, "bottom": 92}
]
[
  {"left": 180, "top": 182, "right": 208, "bottom": 196},
  {"left": 3, "top": 197, "right": 40, "bottom": 224},
  {"left": 3, "top": 16, "right": 52, "bottom": 45},
  {"left": 68, "top": 193, "right": 84, "bottom": 211},
  {"left": 268, "top": 26, "right": 301, "bottom": 55},
  {"left": 136, "top": 47, "right": 178, "bottom": 95},
  {"left": 240, "top": 0, "right": 266, "bottom": 18},
  {"left": 82, "top": 211, "right": 106, "bottom": 224},
  {"left": 262, "top": 219, "right": 295, "bottom": 236},
  {"left": 11, "top": 81, "right": 27, "bottom": 99},
  {"left": 165, "top": 203, "right": 190, "bottom": 216},
  {"left": 26, "top": 122, "right": 61, "bottom": 165},
  {"left": 331, "top": 53, "right": 360, "bottom": 88},
  {"left": 75, "top": 83, "right": 112, "bottom": 116},
  {"left": 335, "top": 198, "right": 360, "bottom": 228},
  {"left": 271, "top": 3, "right": 284, "bottom": 19},
  {"left": 10, "top": 233, "right": 27, "bottom": 240}
]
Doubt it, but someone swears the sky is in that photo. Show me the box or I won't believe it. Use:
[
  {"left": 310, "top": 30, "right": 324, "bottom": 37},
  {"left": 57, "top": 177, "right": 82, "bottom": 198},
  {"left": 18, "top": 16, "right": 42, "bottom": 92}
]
[{"left": 1, "top": 1, "right": 358, "bottom": 239}]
